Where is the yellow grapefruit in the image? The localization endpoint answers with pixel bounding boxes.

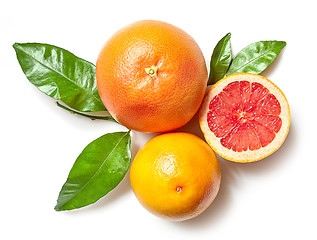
[130,132,221,221]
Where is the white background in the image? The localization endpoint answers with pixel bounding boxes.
[1,0,316,239]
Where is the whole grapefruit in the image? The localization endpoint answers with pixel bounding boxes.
[130,132,221,221]
[96,20,207,132]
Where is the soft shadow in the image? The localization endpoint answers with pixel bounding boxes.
[130,130,158,160]
[175,110,204,140]
[224,123,296,177]
[173,122,296,229]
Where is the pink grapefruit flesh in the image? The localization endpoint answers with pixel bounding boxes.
[199,73,290,162]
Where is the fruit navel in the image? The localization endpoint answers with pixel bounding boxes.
[176,186,183,193]
[145,65,158,78]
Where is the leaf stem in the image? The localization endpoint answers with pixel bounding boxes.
[56,102,117,122]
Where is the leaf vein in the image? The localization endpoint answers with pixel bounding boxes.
[61,131,130,206]
[17,45,103,105]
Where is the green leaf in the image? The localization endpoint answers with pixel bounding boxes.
[226,41,286,76]
[208,33,232,85]
[55,131,131,211]
[13,42,106,112]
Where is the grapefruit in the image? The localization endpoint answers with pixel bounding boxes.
[96,20,207,132]
[199,73,290,162]
[130,132,221,221]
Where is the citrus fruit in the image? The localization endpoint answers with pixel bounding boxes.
[130,132,221,221]
[96,20,207,132]
[199,73,290,163]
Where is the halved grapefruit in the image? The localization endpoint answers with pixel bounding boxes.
[199,73,290,163]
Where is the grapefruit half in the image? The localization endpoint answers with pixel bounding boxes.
[199,73,290,163]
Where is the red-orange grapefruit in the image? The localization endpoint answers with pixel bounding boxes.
[96,20,207,132]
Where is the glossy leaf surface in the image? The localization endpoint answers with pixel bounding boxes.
[13,43,106,112]
[208,33,232,84]
[55,131,131,211]
[226,41,286,76]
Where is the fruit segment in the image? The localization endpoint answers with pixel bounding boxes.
[207,80,282,152]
